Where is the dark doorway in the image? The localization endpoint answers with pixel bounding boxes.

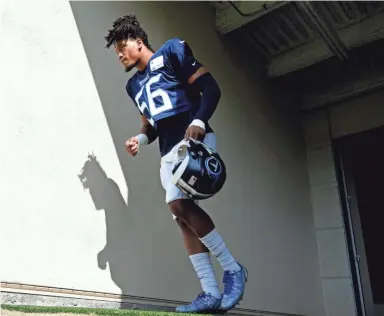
[335,126,384,316]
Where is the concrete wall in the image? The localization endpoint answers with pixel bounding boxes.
[303,89,384,316]
[1,1,324,315]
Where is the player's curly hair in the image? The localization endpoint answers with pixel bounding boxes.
[104,14,154,51]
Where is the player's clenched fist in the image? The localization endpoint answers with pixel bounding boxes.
[125,137,139,157]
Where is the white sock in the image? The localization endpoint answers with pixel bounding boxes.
[199,229,241,272]
[189,253,221,299]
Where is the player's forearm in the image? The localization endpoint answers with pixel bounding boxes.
[138,124,158,144]
[191,73,221,129]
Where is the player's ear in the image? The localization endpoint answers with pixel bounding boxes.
[136,38,143,51]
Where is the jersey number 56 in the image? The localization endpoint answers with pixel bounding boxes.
[134,74,173,126]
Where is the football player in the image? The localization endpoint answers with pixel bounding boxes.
[104,15,248,313]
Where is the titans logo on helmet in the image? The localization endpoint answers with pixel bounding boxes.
[205,156,222,177]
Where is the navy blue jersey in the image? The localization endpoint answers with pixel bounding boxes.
[126,38,213,156]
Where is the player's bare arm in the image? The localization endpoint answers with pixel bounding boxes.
[184,65,221,141]
[125,115,157,156]
[139,114,158,143]
[187,66,208,84]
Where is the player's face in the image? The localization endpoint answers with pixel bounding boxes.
[115,39,141,72]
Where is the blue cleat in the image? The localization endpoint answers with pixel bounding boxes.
[175,292,222,313]
[220,263,248,311]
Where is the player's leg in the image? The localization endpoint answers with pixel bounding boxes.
[168,133,248,311]
[175,216,221,298]
[175,216,209,255]
[169,199,247,311]
[160,162,221,313]
[170,199,239,270]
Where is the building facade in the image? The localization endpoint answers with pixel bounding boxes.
[2,1,383,316]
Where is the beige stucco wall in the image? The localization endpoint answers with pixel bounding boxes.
[1,1,325,315]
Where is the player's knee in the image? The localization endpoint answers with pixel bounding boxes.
[168,199,191,220]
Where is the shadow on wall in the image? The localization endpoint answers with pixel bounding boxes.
[77,153,183,301]
[78,153,136,294]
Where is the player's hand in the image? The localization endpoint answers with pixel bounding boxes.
[125,137,139,157]
[184,125,205,141]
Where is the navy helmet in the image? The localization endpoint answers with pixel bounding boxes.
[171,138,227,200]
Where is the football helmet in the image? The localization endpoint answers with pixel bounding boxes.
[171,138,227,200]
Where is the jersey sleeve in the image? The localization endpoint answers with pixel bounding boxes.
[126,80,133,99]
[168,39,204,83]
[126,80,142,114]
